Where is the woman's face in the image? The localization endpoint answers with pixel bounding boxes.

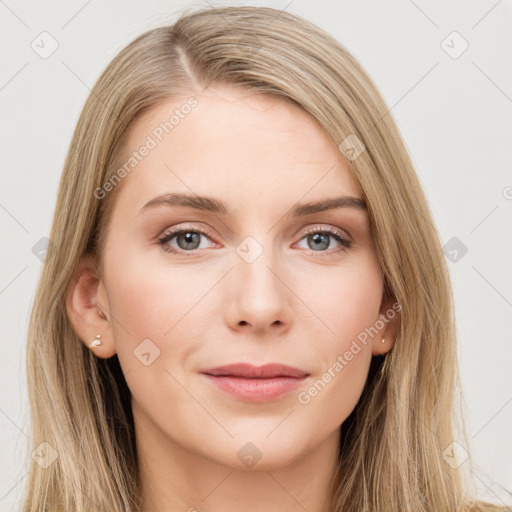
[89,85,396,470]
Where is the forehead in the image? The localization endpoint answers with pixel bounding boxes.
[111,85,364,220]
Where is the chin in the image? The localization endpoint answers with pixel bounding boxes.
[198,433,313,472]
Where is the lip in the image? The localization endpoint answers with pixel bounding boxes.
[200,363,310,403]
[201,363,309,379]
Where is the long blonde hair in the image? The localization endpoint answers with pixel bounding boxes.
[22,6,508,511]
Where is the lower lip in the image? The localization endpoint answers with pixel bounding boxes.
[202,374,307,403]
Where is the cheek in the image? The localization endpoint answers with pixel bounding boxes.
[103,246,226,382]
[105,243,209,335]
[298,254,384,343]
[103,250,208,415]
[296,264,380,426]
[294,256,382,415]
[299,345,372,432]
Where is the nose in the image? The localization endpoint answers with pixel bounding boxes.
[224,248,292,335]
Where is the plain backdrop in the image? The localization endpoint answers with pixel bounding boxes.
[1,0,511,510]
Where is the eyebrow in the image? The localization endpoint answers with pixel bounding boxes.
[138,193,367,217]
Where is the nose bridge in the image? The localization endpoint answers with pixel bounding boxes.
[235,233,283,293]
[227,232,291,330]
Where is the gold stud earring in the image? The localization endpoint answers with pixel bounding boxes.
[89,334,102,348]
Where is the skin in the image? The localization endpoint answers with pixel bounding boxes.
[66,84,398,512]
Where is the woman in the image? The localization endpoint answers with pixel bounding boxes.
[22,5,509,511]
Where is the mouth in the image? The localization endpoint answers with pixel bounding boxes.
[200,363,309,379]
[200,363,310,403]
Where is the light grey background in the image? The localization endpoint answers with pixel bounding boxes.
[1,0,511,510]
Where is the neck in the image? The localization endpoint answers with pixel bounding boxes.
[135,411,340,512]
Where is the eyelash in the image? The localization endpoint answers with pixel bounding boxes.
[157,224,352,257]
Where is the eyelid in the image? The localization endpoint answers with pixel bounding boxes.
[299,224,352,242]
[158,222,216,241]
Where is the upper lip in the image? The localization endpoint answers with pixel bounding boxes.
[200,363,309,379]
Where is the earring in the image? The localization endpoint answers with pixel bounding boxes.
[89,334,103,348]
[381,338,386,343]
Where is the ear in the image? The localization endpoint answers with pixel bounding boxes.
[371,293,401,356]
[65,253,116,358]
